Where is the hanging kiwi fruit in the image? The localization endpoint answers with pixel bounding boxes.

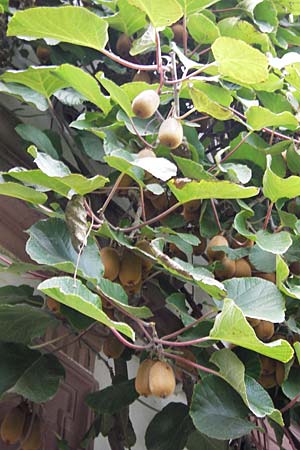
[119,250,142,287]
[207,235,229,261]
[148,360,176,398]
[100,247,120,281]
[234,258,252,277]
[255,320,274,341]
[116,33,131,58]
[158,118,183,149]
[214,256,236,280]
[0,405,26,445]
[135,359,156,396]
[103,335,125,359]
[132,90,160,119]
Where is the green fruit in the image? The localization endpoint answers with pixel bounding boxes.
[132,90,160,119]
[158,118,183,149]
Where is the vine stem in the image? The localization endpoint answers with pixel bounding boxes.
[155,30,164,94]
[182,15,188,55]
[50,322,97,354]
[100,48,157,72]
[98,173,125,214]
[171,51,180,117]
[210,199,222,232]
[208,131,252,172]
[129,117,155,148]
[162,351,220,377]
[0,254,48,279]
[30,332,71,349]
[161,310,216,340]
[263,202,274,230]
[164,62,216,85]
[156,336,211,347]
[109,327,152,351]
[283,427,298,450]
[281,394,300,413]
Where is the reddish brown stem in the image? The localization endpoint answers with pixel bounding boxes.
[161,311,216,340]
[157,336,211,347]
[263,202,274,230]
[210,199,222,232]
[183,15,188,55]
[110,327,152,351]
[281,394,300,413]
[98,173,125,214]
[155,30,164,94]
[163,351,220,377]
[283,427,298,450]
[164,62,215,85]
[208,131,252,172]
[100,48,157,72]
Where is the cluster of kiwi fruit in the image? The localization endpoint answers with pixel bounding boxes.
[0,404,41,450]
[258,355,285,389]
[135,359,176,398]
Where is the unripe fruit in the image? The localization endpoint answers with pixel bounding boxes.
[207,235,228,261]
[260,356,276,376]
[100,247,120,281]
[119,250,142,286]
[46,297,61,314]
[22,417,42,450]
[158,118,183,149]
[137,148,156,159]
[0,406,26,445]
[136,240,154,273]
[172,24,184,45]
[290,261,300,275]
[135,359,155,396]
[133,71,151,83]
[255,320,274,341]
[247,317,261,328]
[275,362,285,385]
[132,90,160,119]
[103,335,124,359]
[36,46,51,63]
[234,259,252,277]
[231,233,254,249]
[255,272,276,283]
[215,256,236,280]
[116,33,131,58]
[149,361,176,398]
[259,373,277,389]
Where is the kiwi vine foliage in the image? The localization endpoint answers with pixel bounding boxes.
[1,0,300,448]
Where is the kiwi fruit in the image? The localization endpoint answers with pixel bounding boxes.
[207,235,229,261]
[22,417,42,450]
[193,236,207,256]
[290,261,300,275]
[100,247,120,281]
[172,24,184,45]
[149,361,176,398]
[158,118,183,149]
[215,256,236,280]
[133,71,152,83]
[247,317,261,328]
[137,148,156,159]
[183,206,200,224]
[255,272,276,283]
[136,240,154,273]
[116,33,131,58]
[149,192,169,212]
[132,90,160,119]
[0,406,26,445]
[103,335,125,359]
[36,46,51,63]
[255,320,274,341]
[260,356,276,376]
[119,250,142,286]
[135,359,155,396]
[234,258,252,277]
[275,362,285,385]
[46,297,61,314]
[231,233,254,249]
[124,279,143,296]
[259,373,277,389]
[184,200,201,213]
[168,243,187,261]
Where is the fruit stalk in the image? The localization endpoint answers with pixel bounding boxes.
[162,351,220,377]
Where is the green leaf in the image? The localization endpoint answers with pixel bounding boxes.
[249,245,276,272]
[0,342,64,402]
[145,403,193,450]
[222,277,285,323]
[0,285,42,305]
[54,65,111,115]
[86,379,138,414]
[38,276,134,340]
[273,0,300,14]
[15,124,59,159]
[0,81,48,111]
[0,181,47,204]
[187,13,220,44]
[190,86,233,120]
[168,179,259,203]
[0,304,58,345]
[0,67,66,98]
[282,367,300,400]
[212,37,269,84]
[127,0,183,27]
[96,71,133,117]
[246,106,298,131]
[172,155,213,181]
[240,0,278,33]
[106,0,147,35]
[190,376,255,440]
[7,6,108,51]
[187,431,228,450]
[210,299,293,362]
[263,155,300,202]
[255,229,292,255]
[218,17,269,51]
[26,218,103,283]
[178,0,221,14]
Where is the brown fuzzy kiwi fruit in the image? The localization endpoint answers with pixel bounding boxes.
[247,317,261,328]
[116,33,131,58]
[259,373,277,389]
[100,247,120,281]
[207,235,229,261]
[149,192,169,212]
[22,417,42,450]
[183,207,200,224]
[275,362,285,385]
[172,24,184,45]
[255,272,276,283]
[135,359,155,396]
[124,279,143,297]
[36,46,51,63]
[255,320,274,341]
[231,233,254,249]
[103,335,125,359]
[168,243,187,261]
[136,240,154,273]
[260,356,276,376]
[149,361,176,398]
[46,297,61,314]
[137,148,156,159]
[158,118,183,149]
[0,406,26,445]
[234,258,252,277]
[290,261,300,275]
[193,236,207,256]
[215,256,236,280]
[184,200,201,213]
[119,250,142,286]
[133,71,152,83]
[132,90,160,119]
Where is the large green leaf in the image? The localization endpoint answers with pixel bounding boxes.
[190,376,255,440]
[7,6,108,51]
[178,0,221,14]
[54,65,111,115]
[240,0,278,33]
[145,403,193,450]
[127,0,183,27]
[96,72,133,117]
[0,81,48,111]
[222,277,285,323]
[255,229,292,255]
[187,13,220,44]
[15,124,59,158]
[190,86,232,120]
[218,17,269,51]
[0,304,58,345]
[0,181,47,204]
[168,179,259,202]
[187,432,228,450]
[26,218,103,283]
[246,106,298,131]
[0,343,64,403]
[210,299,293,362]
[86,379,139,414]
[106,0,147,35]
[263,155,300,202]
[212,37,269,84]
[0,285,43,305]
[38,276,134,340]
[0,67,66,98]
